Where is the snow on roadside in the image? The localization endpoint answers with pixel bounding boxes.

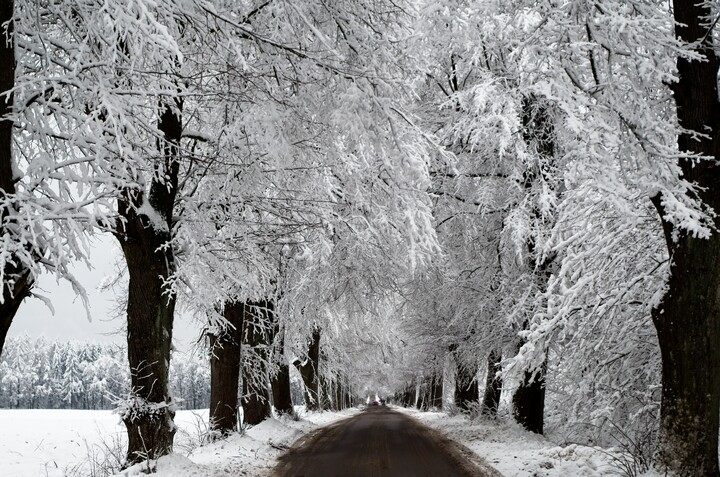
[0,407,358,477]
[116,408,359,477]
[396,407,663,477]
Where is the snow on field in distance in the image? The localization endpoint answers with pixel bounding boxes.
[0,407,359,477]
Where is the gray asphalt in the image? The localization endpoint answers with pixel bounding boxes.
[271,406,493,477]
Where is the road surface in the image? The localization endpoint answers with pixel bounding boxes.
[271,406,498,477]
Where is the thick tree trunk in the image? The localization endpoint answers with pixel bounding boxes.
[481,350,502,417]
[117,104,181,465]
[271,327,294,416]
[0,0,32,359]
[272,361,293,415]
[242,370,271,425]
[209,301,244,436]
[293,327,321,411]
[512,359,546,434]
[650,2,720,474]
[455,365,479,412]
[242,301,272,426]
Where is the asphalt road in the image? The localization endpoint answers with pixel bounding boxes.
[271,406,496,477]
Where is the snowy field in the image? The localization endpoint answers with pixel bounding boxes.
[0,407,359,477]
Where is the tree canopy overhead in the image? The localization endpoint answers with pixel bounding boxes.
[2,0,720,475]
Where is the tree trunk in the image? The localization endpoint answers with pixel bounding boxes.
[117,103,181,465]
[511,94,555,435]
[650,2,720,474]
[429,374,443,409]
[334,376,345,410]
[242,301,272,426]
[455,366,479,412]
[512,359,546,435]
[481,350,502,417]
[403,383,415,407]
[415,376,425,409]
[319,373,331,411]
[0,0,32,359]
[271,327,294,416]
[242,370,270,425]
[293,326,321,411]
[209,301,244,436]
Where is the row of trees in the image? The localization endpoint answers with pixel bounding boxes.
[0,337,210,410]
[0,0,434,466]
[371,2,719,477]
[1,0,720,475]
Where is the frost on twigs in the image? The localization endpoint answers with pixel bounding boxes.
[657,187,715,241]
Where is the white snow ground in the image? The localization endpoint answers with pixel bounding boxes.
[1,406,666,477]
[0,407,358,477]
[396,407,663,477]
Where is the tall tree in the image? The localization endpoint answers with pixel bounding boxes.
[209,301,244,436]
[0,0,29,357]
[271,325,294,416]
[480,350,502,417]
[294,327,322,411]
[650,0,720,474]
[116,100,181,464]
[241,301,273,426]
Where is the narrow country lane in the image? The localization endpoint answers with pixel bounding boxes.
[271,407,498,477]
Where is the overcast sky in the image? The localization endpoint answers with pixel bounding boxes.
[8,234,200,350]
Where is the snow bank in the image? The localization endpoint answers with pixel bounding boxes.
[396,407,664,477]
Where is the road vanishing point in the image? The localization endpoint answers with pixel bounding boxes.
[271,406,500,477]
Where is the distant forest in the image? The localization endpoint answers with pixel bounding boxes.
[0,337,210,410]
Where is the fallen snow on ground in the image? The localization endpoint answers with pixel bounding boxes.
[0,407,358,477]
[3,405,672,477]
[397,407,663,477]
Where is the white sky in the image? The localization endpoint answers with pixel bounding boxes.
[8,234,200,350]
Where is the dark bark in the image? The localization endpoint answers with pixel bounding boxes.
[455,365,479,412]
[116,102,181,465]
[0,1,14,197]
[405,384,416,407]
[512,360,546,435]
[242,370,271,425]
[242,301,272,426]
[209,301,244,436]
[343,386,353,409]
[293,327,321,411]
[0,0,32,359]
[649,2,720,474]
[417,375,441,411]
[271,323,294,416]
[480,350,502,417]
[510,95,554,435]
